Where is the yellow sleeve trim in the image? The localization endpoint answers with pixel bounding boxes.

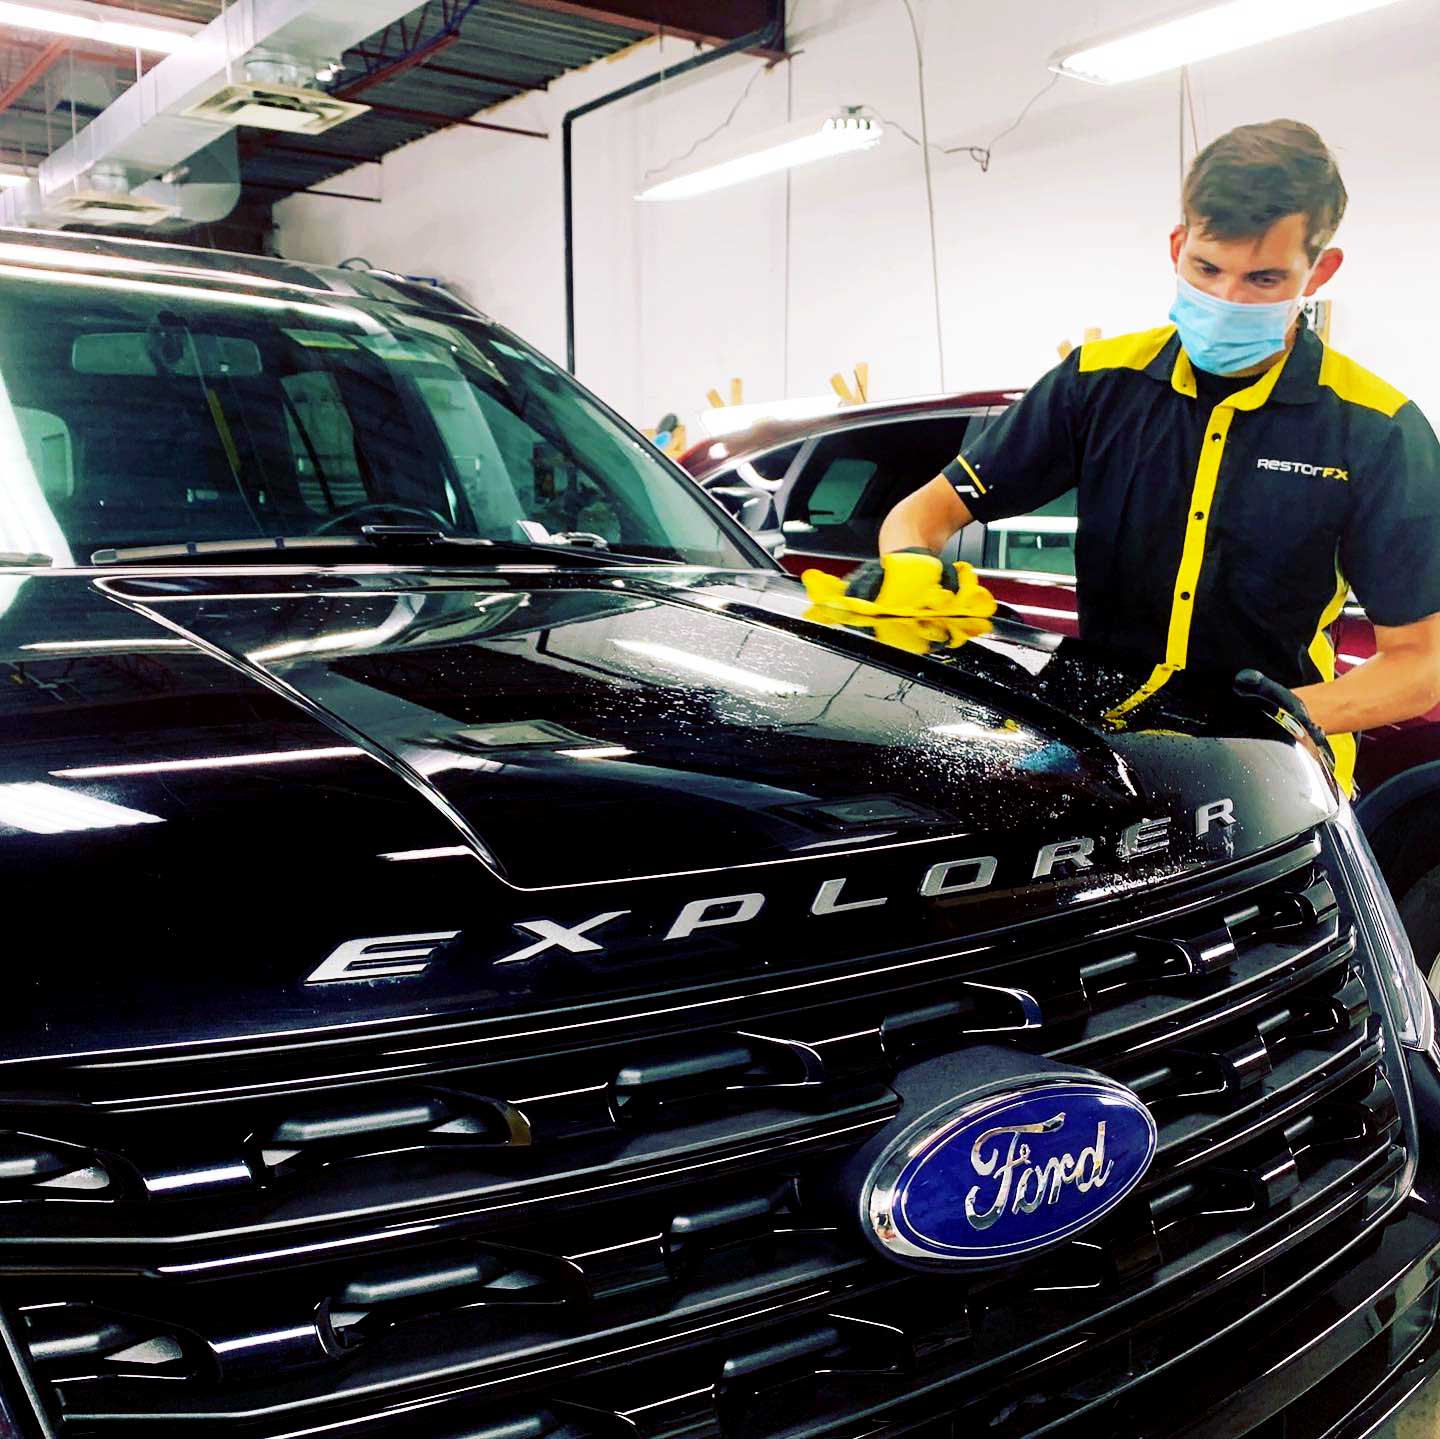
[1078,326,1176,375]
[953,453,987,495]
[1317,348,1409,417]
[1307,563,1356,795]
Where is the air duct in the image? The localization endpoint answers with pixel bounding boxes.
[0,0,422,230]
[132,131,242,231]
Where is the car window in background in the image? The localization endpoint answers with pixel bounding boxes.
[783,415,973,556]
[981,490,1077,577]
[738,442,802,487]
[703,441,802,495]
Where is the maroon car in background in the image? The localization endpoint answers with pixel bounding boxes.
[679,391,1440,981]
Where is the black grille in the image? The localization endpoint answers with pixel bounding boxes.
[0,832,1410,1437]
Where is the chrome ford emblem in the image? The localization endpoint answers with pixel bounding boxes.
[864,1079,1157,1264]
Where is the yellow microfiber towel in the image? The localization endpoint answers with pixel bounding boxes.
[801,556,998,620]
[801,559,998,655]
[802,609,994,655]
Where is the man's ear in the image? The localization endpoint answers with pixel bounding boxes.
[1169,225,1187,266]
[1306,247,1343,294]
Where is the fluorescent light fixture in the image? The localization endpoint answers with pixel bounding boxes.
[52,747,363,779]
[0,0,199,54]
[637,112,882,202]
[612,638,806,697]
[0,171,31,191]
[557,746,636,760]
[1052,0,1407,84]
[0,782,162,833]
[698,394,841,439]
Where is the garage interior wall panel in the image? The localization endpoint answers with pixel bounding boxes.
[275,0,1440,431]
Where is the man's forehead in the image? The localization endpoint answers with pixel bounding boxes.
[1185,213,1310,267]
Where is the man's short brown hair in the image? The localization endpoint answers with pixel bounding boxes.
[1183,119,1347,261]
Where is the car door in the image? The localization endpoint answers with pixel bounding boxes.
[776,412,982,578]
[963,487,1080,636]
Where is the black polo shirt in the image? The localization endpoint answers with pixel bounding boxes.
[942,322,1440,786]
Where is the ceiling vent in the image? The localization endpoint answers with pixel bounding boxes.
[182,80,367,134]
[44,162,177,227]
[46,188,179,227]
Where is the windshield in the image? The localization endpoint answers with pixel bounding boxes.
[0,264,753,568]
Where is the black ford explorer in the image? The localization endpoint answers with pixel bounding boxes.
[0,229,1436,1439]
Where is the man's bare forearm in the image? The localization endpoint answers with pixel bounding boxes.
[878,475,976,556]
[1295,634,1440,733]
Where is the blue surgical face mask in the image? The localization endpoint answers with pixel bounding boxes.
[1168,274,1304,376]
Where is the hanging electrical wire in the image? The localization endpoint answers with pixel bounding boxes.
[869,69,1063,174]
[639,59,771,186]
[897,0,946,390]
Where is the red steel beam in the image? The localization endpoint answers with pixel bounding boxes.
[0,38,69,119]
[372,59,525,92]
[512,0,781,52]
[359,100,547,139]
[335,28,462,100]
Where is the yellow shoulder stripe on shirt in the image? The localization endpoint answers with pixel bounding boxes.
[1077,326,1175,375]
[1317,348,1409,417]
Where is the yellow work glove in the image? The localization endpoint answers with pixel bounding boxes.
[801,550,998,620]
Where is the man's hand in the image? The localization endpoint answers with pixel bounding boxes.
[1235,669,1333,760]
[1294,613,1440,733]
[805,558,997,621]
[844,548,960,607]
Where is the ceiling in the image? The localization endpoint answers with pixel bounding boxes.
[0,1,773,249]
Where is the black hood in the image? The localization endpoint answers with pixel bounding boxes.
[0,565,1335,1070]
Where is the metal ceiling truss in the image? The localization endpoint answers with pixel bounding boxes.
[338,0,485,96]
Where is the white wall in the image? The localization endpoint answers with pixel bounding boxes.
[276,0,1440,431]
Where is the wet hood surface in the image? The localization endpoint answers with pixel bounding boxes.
[0,565,1335,1064]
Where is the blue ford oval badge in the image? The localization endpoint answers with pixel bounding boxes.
[864,1079,1157,1265]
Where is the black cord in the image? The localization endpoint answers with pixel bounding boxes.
[871,69,1062,173]
[898,0,946,388]
[640,60,769,185]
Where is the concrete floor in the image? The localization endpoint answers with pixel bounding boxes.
[1376,1372,1440,1437]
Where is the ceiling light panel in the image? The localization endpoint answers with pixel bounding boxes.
[0,0,199,55]
[1052,0,1407,83]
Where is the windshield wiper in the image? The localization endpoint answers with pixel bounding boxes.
[0,552,52,567]
[90,527,668,567]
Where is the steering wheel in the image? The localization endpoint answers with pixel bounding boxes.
[311,502,453,536]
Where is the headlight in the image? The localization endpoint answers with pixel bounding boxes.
[1326,798,1436,1054]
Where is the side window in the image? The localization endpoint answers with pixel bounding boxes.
[783,415,974,556]
[981,490,1078,576]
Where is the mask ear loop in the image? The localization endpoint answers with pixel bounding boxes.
[1287,256,1323,332]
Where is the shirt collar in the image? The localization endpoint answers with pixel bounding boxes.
[1141,320,1324,407]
